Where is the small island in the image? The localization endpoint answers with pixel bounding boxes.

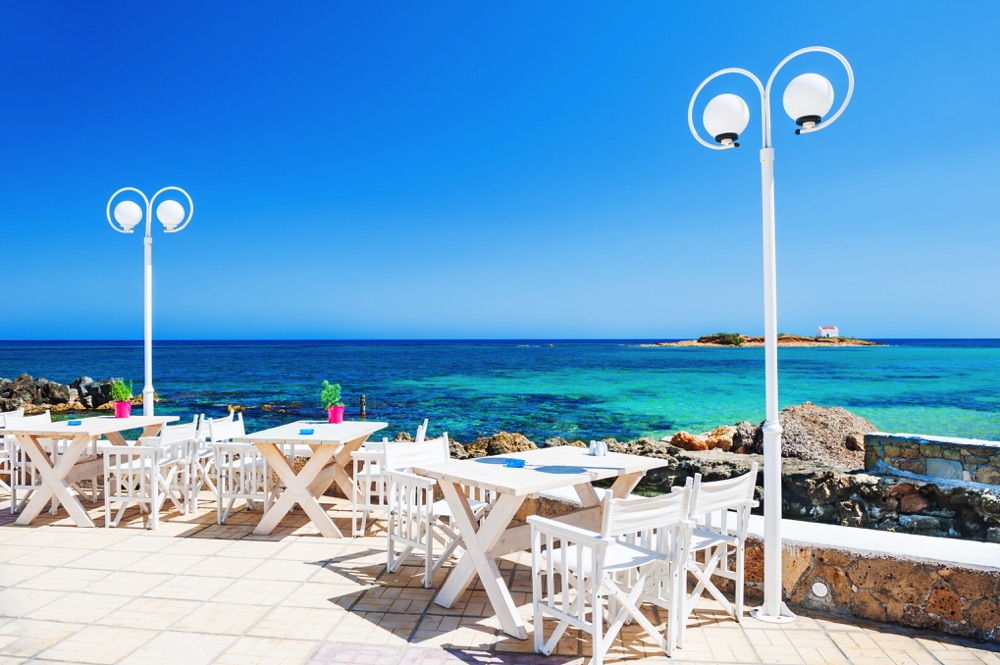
[643,333,883,348]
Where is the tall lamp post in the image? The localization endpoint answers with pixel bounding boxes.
[106,187,194,416]
[688,47,853,623]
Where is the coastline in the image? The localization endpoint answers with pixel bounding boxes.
[642,334,883,348]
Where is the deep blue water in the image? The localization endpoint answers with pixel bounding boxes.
[1,339,998,443]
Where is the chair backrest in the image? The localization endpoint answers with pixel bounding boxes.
[602,480,692,540]
[0,408,25,428]
[385,469,439,542]
[414,419,430,444]
[139,417,199,461]
[688,463,758,519]
[206,412,245,443]
[104,444,164,502]
[384,434,450,472]
[1,411,52,430]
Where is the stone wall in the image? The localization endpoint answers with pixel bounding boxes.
[742,532,1000,643]
[865,432,1000,485]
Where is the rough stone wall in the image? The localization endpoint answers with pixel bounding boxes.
[741,538,1000,644]
[866,433,1000,485]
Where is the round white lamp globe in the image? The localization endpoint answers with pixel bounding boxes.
[782,73,834,128]
[113,200,143,232]
[703,93,750,145]
[156,200,186,231]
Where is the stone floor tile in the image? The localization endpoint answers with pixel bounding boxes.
[171,601,271,635]
[80,570,175,597]
[183,554,268,578]
[26,590,131,623]
[15,566,111,593]
[245,558,329,583]
[62,548,152,571]
[250,606,348,641]
[97,596,203,630]
[0,588,66,617]
[120,551,207,575]
[211,577,302,606]
[35,624,159,664]
[0,565,49,588]
[213,636,320,665]
[0,618,87,658]
[144,573,239,602]
[117,630,237,665]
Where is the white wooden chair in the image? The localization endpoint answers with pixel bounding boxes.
[383,434,492,587]
[683,463,759,628]
[136,417,199,514]
[529,483,694,665]
[349,420,432,536]
[186,413,218,508]
[0,408,25,496]
[207,412,272,524]
[3,411,63,514]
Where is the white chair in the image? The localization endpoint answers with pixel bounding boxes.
[207,413,273,524]
[383,434,492,587]
[683,463,759,628]
[529,483,694,665]
[103,445,175,529]
[349,419,433,536]
[0,408,25,496]
[2,411,57,514]
[187,413,218,507]
[136,417,200,514]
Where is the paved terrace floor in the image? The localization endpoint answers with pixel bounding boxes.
[0,495,997,665]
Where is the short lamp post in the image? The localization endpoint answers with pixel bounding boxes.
[688,47,853,623]
[106,187,194,416]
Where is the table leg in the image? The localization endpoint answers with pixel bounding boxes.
[253,443,340,537]
[15,434,94,527]
[328,434,371,498]
[609,471,643,498]
[434,487,527,639]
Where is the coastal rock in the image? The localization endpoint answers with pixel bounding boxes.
[670,431,707,451]
[732,421,757,453]
[749,402,873,469]
[544,437,587,448]
[706,425,737,452]
[461,432,538,459]
[846,432,865,451]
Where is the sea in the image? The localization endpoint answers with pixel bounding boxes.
[1,339,998,444]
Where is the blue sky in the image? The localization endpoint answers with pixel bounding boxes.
[2,2,997,339]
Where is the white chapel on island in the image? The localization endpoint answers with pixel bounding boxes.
[817,326,839,338]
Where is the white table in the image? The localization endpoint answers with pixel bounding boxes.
[413,445,672,639]
[5,415,178,527]
[237,420,386,538]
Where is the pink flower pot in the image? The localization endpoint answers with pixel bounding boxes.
[327,405,345,424]
[114,401,132,418]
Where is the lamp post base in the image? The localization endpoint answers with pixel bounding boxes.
[750,603,797,624]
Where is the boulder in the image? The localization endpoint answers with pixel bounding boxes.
[462,432,538,459]
[706,425,737,452]
[751,402,873,469]
[670,431,707,451]
[846,432,865,451]
[732,421,758,453]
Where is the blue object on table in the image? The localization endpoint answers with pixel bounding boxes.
[504,458,525,468]
[299,428,314,435]
[67,420,82,426]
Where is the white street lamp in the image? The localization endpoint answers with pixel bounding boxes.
[106,187,194,416]
[688,47,853,623]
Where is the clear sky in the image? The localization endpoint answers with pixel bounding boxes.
[2,2,997,340]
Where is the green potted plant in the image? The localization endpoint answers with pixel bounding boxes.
[320,380,345,424]
[111,379,133,418]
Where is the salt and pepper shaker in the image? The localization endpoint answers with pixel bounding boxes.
[589,440,608,457]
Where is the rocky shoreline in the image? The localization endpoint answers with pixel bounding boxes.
[4,373,997,543]
[0,374,148,414]
[644,333,883,348]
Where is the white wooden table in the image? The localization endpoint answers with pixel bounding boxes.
[236,420,386,538]
[5,415,179,527]
[413,445,672,639]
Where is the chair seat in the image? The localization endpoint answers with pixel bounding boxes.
[431,497,487,519]
[542,538,664,574]
[689,528,737,553]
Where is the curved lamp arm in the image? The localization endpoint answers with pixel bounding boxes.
[764,46,854,140]
[149,186,194,233]
[106,187,151,235]
[688,68,765,150]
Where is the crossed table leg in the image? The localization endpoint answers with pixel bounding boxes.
[252,434,371,538]
[433,471,646,639]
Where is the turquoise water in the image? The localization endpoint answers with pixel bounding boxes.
[1,340,998,443]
